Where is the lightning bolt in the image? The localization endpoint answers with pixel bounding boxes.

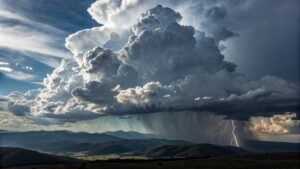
[209,119,240,147]
[231,120,239,147]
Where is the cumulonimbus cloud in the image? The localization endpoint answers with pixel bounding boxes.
[5,3,299,123]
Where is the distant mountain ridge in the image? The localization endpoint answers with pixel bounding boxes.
[0,130,121,146]
[104,130,158,140]
[0,130,123,155]
[1,130,299,158]
[0,130,190,156]
[1,130,249,158]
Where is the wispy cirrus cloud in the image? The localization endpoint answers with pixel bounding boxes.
[0,62,35,81]
[4,71,36,81]
[0,61,12,73]
[0,27,70,58]
[0,0,97,87]
[0,5,70,59]
[0,2,70,83]
[0,67,12,73]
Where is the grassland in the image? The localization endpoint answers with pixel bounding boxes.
[72,152,149,161]
[4,153,300,169]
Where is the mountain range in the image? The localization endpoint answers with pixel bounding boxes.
[0,130,299,160]
[0,130,188,156]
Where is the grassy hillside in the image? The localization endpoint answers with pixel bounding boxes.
[241,140,300,152]
[146,144,249,158]
[0,147,77,167]
[86,139,189,156]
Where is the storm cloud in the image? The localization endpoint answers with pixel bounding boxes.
[5,3,299,123]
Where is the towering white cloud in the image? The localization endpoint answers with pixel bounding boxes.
[6,3,299,124]
[65,27,112,55]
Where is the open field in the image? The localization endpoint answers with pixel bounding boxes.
[4,153,300,169]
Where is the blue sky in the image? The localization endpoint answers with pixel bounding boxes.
[0,0,98,95]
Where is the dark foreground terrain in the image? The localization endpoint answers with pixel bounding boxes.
[4,153,300,169]
[0,147,77,167]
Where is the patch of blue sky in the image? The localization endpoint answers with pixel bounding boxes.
[0,0,99,94]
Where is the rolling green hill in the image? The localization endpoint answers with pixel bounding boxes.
[0,147,77,167]
[146,144,249,158]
